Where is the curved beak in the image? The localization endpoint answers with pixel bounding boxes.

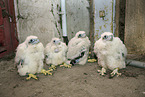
[81,33,86,38]
[55,40,61,45]
[33,39,40,44]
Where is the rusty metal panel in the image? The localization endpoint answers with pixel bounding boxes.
[0,0,18,58]
[7,0,19,50]
[0,27,5,46]
[0,27,6,53]
[0,7,3,25]
[94,0,116,41]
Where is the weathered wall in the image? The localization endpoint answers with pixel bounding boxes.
[66,0,90,40]
[15,0,62,46]
[114,0,120,37]
[15,0,90,46]
[125,0,145,55]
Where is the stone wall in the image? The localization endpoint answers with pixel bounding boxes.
[15,0,90,46]
[125,0,145,55]
[66,0,90,40]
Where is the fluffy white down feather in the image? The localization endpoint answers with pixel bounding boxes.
[45,38,67,66]
[94,32,127,70]
[67,31,90,65]
[15,36,44,76]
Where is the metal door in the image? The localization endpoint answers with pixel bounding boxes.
[94,0,116,41]
[0,0,18,58]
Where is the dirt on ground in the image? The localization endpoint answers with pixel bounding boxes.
[0,55,145,97]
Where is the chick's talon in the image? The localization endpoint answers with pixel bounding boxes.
[45,69,53,75]
[97,68,106,76]
[26,74,38,80]
[117,72,122,77]
[110,68,121,77]
[88,59,97,63]
[49,65,56,70]
[111,72,121,77]
[60,63,72,68]
[41,69,53,75]
[41,69,47,75]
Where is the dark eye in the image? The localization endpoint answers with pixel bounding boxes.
[103,35,108,39]
[29,39,33,43]
[53,40,55,43]
[78,34,81,38]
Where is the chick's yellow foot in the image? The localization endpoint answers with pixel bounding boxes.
[88,59,97,63]
[110,68,121,77]
[26,74,38,80]
[97,68,106,76]
[41,69,53,75]
[46,69,53,75]
[60,63,72,68]
[45,69,53,75]
[49,65,56,70]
